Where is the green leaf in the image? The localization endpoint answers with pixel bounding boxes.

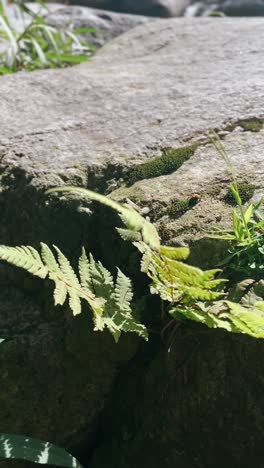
[0,433,83,467]
[230,184,242,206]
[244,203,254,224]
[45,52,88,64]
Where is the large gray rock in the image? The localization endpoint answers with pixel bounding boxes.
[44,3,153,47]
[0,17,263,467]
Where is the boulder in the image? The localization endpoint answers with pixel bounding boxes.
[62,0,191,17]
[44,3,153,47]
[0,17,263,467]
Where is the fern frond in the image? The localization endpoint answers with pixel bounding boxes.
[171,297,264,339]
[159,245,190,260]
[88,254,114,301]
[40,243,61,274]
[78,247,92,293]
[116,228,141,243]
[140,252,152,273]
[0,245,48,278]
[170,306,235,333]
[114,269,133,313]
[54,246,81,289]
[47,186,160,251]
[53,281,68,306]
[53,246,83,315]
[136,242,225,306]
[0,242,147,341]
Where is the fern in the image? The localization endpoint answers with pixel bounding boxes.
[0,243,147,342]
[1,186,263,342]
[133,241,225,304]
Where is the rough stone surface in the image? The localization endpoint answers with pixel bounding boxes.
[0,283,138,449]
[0,18,263,467]
[89,331,264,468]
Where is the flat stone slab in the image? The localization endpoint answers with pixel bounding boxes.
[0,18,263,188]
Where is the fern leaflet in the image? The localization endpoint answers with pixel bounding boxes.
[0,244,147,342]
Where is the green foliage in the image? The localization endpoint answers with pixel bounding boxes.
[0,243,147,342]
[170,299,264,338]
[0,0,94,74]
[209,131,264,279]
[134,241,225,303]
[127,144,198,186]
[46,186,161,252]
[226,118,263,133]
[0,433,82,467]
[1,173,264,341]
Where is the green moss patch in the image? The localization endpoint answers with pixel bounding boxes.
[127,144,198,186]
[225,118,263,133]
[224,182,255,205]
[165,195,200,219]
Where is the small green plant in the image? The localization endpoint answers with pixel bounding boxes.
[0,433,82,466]
[209,131,264,279]
[0,0,94,74]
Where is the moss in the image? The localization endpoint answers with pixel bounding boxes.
[224,182,255,205]
[165,195,200,219]
[127,144,198,186]
[225,118,263,133]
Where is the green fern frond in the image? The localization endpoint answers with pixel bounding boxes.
[114,269,133,313]
[170,306,235,333]
[88,254,114,301]
[40,243,61,274]
[0,243,147,342]
[78,247,92,294]
[159,245,190,260]
[47,186,161,251]
[136,243,225,305]
[0,245,48,278]
[170,297,264,339]
[53,281,68,306]
[53,246,83,315]
[116,228,141,243]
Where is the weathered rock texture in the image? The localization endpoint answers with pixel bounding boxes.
[0,18,263,467]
